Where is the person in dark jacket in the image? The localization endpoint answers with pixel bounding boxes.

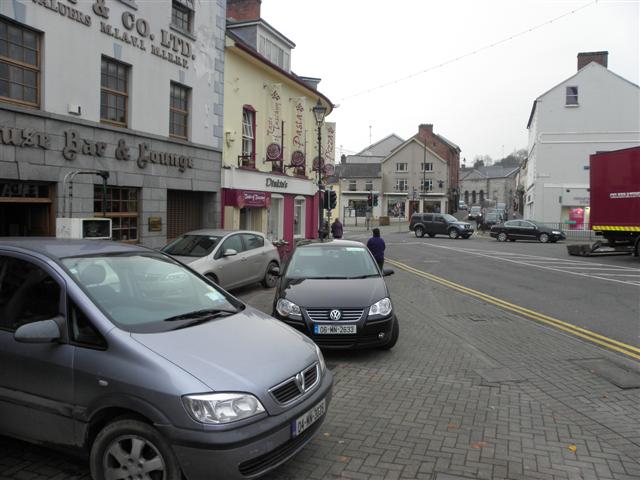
[331,218,343,239]
[367,228,386,270]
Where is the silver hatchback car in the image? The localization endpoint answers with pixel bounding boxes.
[162,230,280,290]
[0,239,332,480]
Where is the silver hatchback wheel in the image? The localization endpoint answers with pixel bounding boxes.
[262,261,279,288]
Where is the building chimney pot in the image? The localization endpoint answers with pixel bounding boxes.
[227,0,262,21]
[577,51,608,71]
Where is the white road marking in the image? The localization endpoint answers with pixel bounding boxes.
[409,242,640,286]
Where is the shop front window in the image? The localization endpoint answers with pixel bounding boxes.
[388,200,405,217]
[294,197,305,238]
[94,186,139,242]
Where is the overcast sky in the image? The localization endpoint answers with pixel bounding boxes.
[261,0,639,164]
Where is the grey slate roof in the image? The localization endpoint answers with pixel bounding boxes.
[336,163,381,179]
[355,134,405,157]
[460,166,519,180]
[435,133,461,152]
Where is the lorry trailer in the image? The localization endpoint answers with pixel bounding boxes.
[567,146,640,257]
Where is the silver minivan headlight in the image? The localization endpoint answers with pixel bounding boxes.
[183,392,265,424]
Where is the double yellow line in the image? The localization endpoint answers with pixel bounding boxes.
[386,258,640,361]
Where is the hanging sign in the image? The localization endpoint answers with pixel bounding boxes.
[291,97,305,162]
[266,84,282,160]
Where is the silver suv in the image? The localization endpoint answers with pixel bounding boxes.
[0,239,332,480]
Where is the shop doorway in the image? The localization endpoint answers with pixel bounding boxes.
[408,201,420,221]
[240,207,262,231]
[167,190,203,240]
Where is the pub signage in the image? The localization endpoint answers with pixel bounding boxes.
[0,124,193,174]
[266,178,287,189]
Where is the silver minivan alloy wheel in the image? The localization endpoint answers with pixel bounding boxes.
[103,435,165,480]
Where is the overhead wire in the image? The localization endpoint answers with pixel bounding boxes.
[337,0,599,102]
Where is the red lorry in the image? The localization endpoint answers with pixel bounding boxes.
[569,146,640,256]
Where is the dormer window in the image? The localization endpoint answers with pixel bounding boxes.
[258,35,290,71]
[566,86,578,106]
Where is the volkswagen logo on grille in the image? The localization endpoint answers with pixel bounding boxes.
[294,372,306,392]
[329,309,342,321]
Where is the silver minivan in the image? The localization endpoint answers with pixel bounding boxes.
[0,239,332,480]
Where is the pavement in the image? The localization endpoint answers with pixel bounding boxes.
[1,234,640,480]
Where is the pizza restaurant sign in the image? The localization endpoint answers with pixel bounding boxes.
[0,125,193,173]
[32,0,194,69]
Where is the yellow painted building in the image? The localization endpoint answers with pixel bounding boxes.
[221,24,334,248]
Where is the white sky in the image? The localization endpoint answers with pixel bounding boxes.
[261,0,639,164]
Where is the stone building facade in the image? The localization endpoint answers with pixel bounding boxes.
[459,166,519,211]
[0,0,226,248]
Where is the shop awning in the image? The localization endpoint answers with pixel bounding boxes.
[224,189,271,208]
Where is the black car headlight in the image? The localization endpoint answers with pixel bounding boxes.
[276,298,302,319]
[368,297,392,319]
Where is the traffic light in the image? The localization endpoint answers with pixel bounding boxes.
[367,194,373,207]
[373,194,378,207]
[328,190,337,210]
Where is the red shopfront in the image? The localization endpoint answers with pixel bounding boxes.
[222,188,320,257]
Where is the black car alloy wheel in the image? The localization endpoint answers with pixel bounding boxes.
[415,226,424,238]
[448,229,459,239]
[497,232,508,242]
[539,233,550,243]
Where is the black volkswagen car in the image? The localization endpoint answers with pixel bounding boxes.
[272,240,399,350]
[490,219,566,243]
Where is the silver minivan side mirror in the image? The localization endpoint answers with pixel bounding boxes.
[14,318,62,344]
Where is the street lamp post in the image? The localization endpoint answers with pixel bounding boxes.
[422,138,427,205]
[312,99,327,239]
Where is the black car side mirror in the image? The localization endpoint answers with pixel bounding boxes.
[14,318,61,344]
[382,268,395,276]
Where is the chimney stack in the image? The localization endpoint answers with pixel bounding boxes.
[577,51,608,71]
[418,124,433,142]
[227,0,262,21]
